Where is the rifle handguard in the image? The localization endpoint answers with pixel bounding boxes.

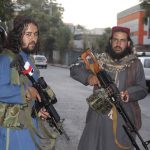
[37,77,57,104]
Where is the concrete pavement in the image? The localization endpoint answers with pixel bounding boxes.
[40,65,150,150]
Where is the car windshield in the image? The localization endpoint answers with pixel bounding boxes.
[35,57,46,61]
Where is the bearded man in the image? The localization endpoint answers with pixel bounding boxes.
[0,15,57,150]
[70,26,147,150]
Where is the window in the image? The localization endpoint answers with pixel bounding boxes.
[144,59,150,68]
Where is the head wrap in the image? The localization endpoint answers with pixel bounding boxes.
[105,26,133,59]
[111,26,130,37]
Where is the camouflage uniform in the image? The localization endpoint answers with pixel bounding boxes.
[0,49,57,150]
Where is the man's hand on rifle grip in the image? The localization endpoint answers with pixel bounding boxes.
[25,87,41,102]
[87,74,100,86]
[38,107,50,120]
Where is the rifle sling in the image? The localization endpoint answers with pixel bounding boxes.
[112,104,131,150]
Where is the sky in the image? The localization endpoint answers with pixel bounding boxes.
[57,0,140,29]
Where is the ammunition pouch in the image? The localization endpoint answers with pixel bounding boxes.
[86,88,112,114]
[0,102,28,129]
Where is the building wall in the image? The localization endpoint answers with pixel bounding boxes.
[117,4,150,47]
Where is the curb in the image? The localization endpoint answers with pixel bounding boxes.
[49,63,69,69]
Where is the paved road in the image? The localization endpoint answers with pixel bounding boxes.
[40,65,150,150]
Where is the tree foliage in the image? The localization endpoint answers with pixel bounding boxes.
[0,0,74,63]
[11,0,73,62]
[56,25,73,50]
[0,0,15,30]
[0,0,14,22]
[95,28,111,53]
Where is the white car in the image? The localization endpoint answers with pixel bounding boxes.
[32,55,47,69]
[138,56,150,91]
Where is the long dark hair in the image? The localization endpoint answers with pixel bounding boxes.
[6,15,39,53]
[0,25,7,52]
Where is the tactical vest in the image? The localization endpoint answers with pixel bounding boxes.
[0,49,29,129]
[0,49,58,150]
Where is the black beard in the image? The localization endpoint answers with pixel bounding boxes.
[22,48,36,54]
[106,45,132,60]
[22,43,38,54]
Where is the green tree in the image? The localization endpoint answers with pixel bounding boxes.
[55,25,73,63]
[0,0,14,30]
[44,35,55,63]
[16,0,73,63]
[95,28,111,53]
[1,0,73,63]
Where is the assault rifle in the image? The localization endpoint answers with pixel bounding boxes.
[16,55,70,141]
[80,49,150,150]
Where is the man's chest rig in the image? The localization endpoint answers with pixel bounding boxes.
[0,50,56,129]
